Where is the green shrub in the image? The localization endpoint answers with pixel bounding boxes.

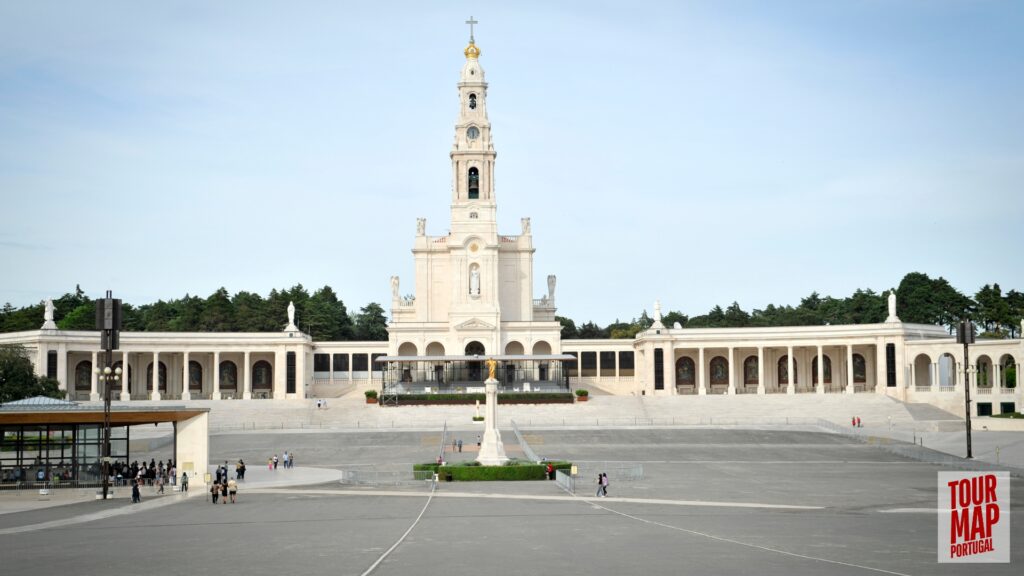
[575,389,588,397]
[380,392,573,405]
[430,460,572,481]
[364,390,378,399]
[472,415,484,421]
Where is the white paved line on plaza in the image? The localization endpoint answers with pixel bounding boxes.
[587,500,913,576]
[0,492,197,536]
[359,481,436,576]
[246,488,824,510]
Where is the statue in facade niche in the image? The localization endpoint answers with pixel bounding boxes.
[416,218,426,236]
[521,217,530,235]
[470,268,480,296]
[391,276,400,301]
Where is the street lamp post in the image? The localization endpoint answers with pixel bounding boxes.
[957,319,976,459]
[95,291,122,500]
[93,364,121,498]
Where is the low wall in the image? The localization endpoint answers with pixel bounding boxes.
[972,417,1024,432]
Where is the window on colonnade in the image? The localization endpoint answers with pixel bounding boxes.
[580,352,597,377]
[313,354,330,372]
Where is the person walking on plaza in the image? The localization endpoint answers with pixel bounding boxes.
[457,439,463,453]
[268,457,273,470]
[289,452,295,468]
[228,477,238,503]
[170,465,176,487]
[452,438,457,453]
[181,472,189,492]
[601,473,609,497]
[221,479,229,504]
[156,473,165,494]
[273,454,279,469]
[132,479,141,503]
[596,473,604,497]
[283,451,289,469]
[210,481,220,504]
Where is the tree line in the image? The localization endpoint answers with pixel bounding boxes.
[556,272,1023,340]
[0,285,389,341]
[1,272,1020,343]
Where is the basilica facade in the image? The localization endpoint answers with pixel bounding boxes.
[1,35,1021,417]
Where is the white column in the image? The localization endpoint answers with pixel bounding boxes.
[846,345,855,394]
[786,346,794,394]
[213,351,221,399]
[150,351,161,400]
[994,363,1002,390]
[90,351,99,401]
[120,351,130,401]
[596,351,602,384]
[757,346,765,395]
[56,344,68,393]
[328,352,334,390]
[274,350,286,399]
[242,351,252,400]
[182,351,191,400]
[816,345,824,394]
[697,347,706,395]
[727,347,735,395]
[909,361,915,389]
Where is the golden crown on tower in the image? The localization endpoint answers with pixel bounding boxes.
[464,41,480,59]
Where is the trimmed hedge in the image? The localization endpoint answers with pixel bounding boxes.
[380,392,573,406]
[418,460,572,481]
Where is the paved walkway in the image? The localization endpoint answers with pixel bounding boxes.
[0,465,342,528]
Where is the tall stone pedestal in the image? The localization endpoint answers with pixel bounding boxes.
[476,379,508,466]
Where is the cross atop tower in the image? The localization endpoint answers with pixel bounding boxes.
[465,16,478,42]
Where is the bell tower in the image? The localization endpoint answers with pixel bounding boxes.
[450,16,497,240]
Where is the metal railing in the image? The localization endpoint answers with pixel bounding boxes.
[553,464,644,496]
[510,420,540,462]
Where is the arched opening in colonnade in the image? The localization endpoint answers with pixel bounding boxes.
[976,355,992,389]
[999,354,1017,388]
[252,361,273,398]
[777,356,798,386]
[743,356,758,387]
[75,361,92,397]
[912,354,932,388]
[675,357,695,387]
[189,361,203,395]
[938,353,956,388]
[465,341,485,381]
[398,342,418,356]
[219,361,238,393]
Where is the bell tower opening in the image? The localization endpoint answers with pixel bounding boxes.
[468,167,479,199]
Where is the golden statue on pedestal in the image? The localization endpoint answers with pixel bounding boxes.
[485,357,498,381]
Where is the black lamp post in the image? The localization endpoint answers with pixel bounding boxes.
[957,319,976,459]
[95,291,122,499]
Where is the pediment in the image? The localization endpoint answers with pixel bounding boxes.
[455,318,496,331]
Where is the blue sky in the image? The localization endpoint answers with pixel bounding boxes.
[1,1,1021,325]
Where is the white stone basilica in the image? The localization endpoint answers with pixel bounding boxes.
[1,32,1021,418]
